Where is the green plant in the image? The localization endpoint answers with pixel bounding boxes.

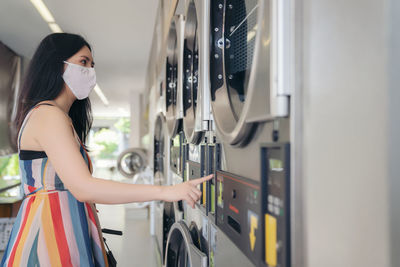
[0,154,20,177]
[114,117,130,134]
[92,128,119,159]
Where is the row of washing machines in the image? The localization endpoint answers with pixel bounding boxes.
[147,0,293,266]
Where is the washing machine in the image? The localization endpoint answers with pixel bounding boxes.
[163,13,189,225]
[164,195,211,267]
[165,14,185,138]
[164,2,212,261]
[181,0,212,145]
[208,0,292,266]
[153,113,176,262]
[164,221,208,267]
[165,13,185,180]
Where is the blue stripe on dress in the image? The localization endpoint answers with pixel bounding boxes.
[19,162,27,185]
[27,231,40,265]
[24,160,34,186]
[77,201,94,267]
[40,159,47,186]
[92,240,104,267]
[67,192,91,265]
[54,174,64,190]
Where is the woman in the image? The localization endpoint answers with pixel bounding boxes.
[1,33,211,266]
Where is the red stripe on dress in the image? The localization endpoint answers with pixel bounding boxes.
[49,193,73,266]
[28,185,36,193]
[7,196,35,266]
[85,203,97,225]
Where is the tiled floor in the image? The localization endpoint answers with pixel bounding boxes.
[97,204,160,267]
[94,164,160,267]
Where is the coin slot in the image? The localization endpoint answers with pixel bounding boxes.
[228,215,241,234]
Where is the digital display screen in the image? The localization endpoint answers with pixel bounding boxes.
[269,158,283,172]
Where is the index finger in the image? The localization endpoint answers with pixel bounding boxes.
[190,174,214,186]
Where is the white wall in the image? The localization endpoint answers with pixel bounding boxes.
[302,0,390,266]
[130,91,143,148]
[388,0,400,265]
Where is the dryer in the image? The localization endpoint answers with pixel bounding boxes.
[165,15,185,138]
[152,113,176,262]
[164,221,208,267]
[181,0,212,145]
[208,0,292,266]
[164,196,211,267]
[164,13,188,224]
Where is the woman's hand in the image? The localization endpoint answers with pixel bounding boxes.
[161,174,214,208]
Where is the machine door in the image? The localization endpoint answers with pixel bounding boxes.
[165,15,185,137]
[117,148,148,178]
[182,0,211,145]
[153,114,168,186]
[210,0,290,146]
[165,221,208,267]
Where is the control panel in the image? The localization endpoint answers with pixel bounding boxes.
[216,170,262,266]
[170,132,184,176]
[206,143,221,222]
[261,143,290,267]
[215,143,290,267]
[185,143,207,213]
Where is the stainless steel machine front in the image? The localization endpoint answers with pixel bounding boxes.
[210,0,290,147]
[153,113,176,262]
[165,15,185,137]
[182,0,212,145]
[149,0,293,266]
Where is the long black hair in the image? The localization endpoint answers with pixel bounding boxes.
[15,33,93,146]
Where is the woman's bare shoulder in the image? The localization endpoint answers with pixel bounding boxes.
[20,103,74,150]
[28,104,73,133]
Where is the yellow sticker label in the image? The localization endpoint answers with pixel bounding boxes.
[202,182,206,206]
[266,214,277,266]
[249,214,258,251]
[211,184,215,213]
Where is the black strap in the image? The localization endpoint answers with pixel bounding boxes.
[102,228,123,236]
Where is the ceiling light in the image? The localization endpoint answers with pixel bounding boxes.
[93,84,110,106]
[49,23,63,33]
[30,0,55,23]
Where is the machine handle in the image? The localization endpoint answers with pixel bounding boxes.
[102,228,123,236]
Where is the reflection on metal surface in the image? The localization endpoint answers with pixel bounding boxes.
[117,148,148,178]
[182,0,211,145]
[210,0,291,147]
[165,221,208,267]
[165,17,181,136]
[153,114,167,186]
[183,0,202,144]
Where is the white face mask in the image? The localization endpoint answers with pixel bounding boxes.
[62,61,96,100]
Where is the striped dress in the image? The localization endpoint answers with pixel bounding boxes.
[1,103,109,266]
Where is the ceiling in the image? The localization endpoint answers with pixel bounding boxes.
[0,0,158,117]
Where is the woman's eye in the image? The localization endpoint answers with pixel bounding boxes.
[81,59,87,65]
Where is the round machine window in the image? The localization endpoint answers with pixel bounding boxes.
[166,23,178,113]
[183,1,199,117]
[224,0,259,120]
[153,116,165,185]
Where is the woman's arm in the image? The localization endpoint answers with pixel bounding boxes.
[31,105,211,207]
